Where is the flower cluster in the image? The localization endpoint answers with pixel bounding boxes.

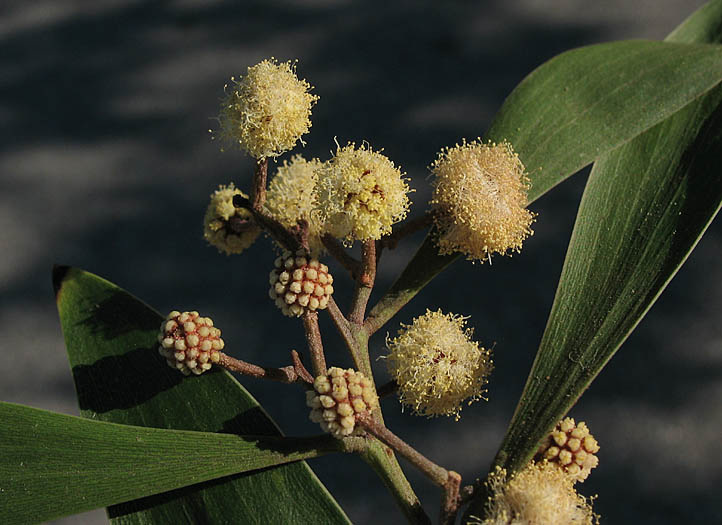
[157,311,224,376]
[385,309,492,419]
[268,249,334,317]
[315,143,411,243]
[431,139,535,262]
[203,183,260,255]
[306,367,378,438]
[264,155,326,257]
[535,417,600,482]
[478,463,598,525]
[216,58,318,159]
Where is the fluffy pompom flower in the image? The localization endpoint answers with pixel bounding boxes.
[216,58,318,159]
[430,139,535,262]
[385,309,492,420]
[535,417,600,482]
[476,463,598,525]
[264,155,326,257]
[157,311,224,376]
[203,183,261,255]
[315,143,410,243]
[306,367,378,438]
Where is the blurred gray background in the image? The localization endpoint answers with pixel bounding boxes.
[1,0,720,523]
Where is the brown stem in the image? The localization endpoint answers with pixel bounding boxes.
[377,379,398,399]
[355,412,450,488]
[380,211,435,251]
[218,350,312,384]
[250,157,268,210]
[349,240,376,325]
[440,471,462,525]
[321,234,360,277]
[302,311,327,376]
[234,194,302,252]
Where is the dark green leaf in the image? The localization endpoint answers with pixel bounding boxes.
[0,402,340,524]
[369,37,722,331]
[53,266,350,524]
[493,0,722,476]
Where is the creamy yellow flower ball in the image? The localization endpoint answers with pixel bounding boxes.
[265,155,326,257]
[477,463,598,525]
[203,183,260,255]
[385,309,492,419]
[216,58,318,159]
[315,143,411,243]
[430,139,535,262]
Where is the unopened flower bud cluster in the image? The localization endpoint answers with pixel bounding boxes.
[269,249,334,317]
[158,311,224,376]
[535,417,600,482]
[306,367,378,437]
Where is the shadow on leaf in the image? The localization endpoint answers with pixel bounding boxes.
[72,346,182,412]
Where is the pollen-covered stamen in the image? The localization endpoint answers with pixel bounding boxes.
[315,142,411,243]
[306,367,378,438]
[535,417,600,482]
[385,309,492,420]
[268,249,334,317]
[157,311,224,376]
[430,139,535,262]
[215,58,319,159]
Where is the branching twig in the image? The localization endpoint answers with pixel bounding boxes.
[379,211,435,252]
[322,234,360,277]
[218,349,313,384]
[250,157,268,210]
[355,412,450,488]
[349,239,376,324]
[440,471,462,525]
[302,310,327,376]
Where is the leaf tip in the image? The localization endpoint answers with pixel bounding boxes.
[52,264,71,299]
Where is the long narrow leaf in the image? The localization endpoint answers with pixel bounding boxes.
[368,38,722,330]
[493,0,722,476]
[0,402,340,524]
[54,266,351,524]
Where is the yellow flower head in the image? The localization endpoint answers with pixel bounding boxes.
[203,183,261,255]
[430,139,535,262]
[315,142,411,243]
[476,463,598,525]
[385,309,492,420]
[216,58,319,159]
[535,417,600,482]
[265,155,326,257]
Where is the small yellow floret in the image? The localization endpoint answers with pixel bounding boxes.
[265,155,326,257]
[385,309,492,420]
[203,183,260,255]
[216,58,318,159]
[315,143,411,243]
[430,139,535,262]
[476,463,598,525]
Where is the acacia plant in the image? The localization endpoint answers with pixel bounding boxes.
[2,2,722,524]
